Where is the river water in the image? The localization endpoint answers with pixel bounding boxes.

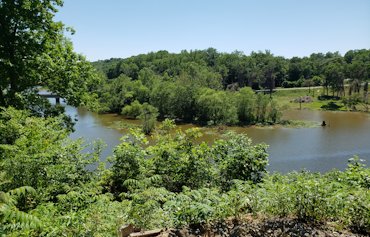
[65,106,370,173]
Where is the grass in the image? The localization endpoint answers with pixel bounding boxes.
[273,87,363,112]
[109,120,141,130]
[273,88,321,109]
[279,119,320,128]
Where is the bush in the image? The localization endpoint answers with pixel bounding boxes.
[318,95,340,100]
[282,80,296,88]
[121,100,143,118]
[321,101,342,110]
[212,132,269,188]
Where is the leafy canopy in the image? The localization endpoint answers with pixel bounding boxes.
[0,0,100,111]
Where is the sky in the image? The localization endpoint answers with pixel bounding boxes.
[55,0,370,61]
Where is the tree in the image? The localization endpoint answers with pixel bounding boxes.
[0,0,98,110]
[180,62,222,89]
[323,62,345,96]
[364,82,369,112]
[171,83,196,121]
[217,51,247,87]
[255,93,269,123]
[288,57,303,82]
[251,50,284,94]
[195,88,238,125]
[150,81,175,118]
[139,103,158,135]
[302,79,314,93]
[236,87,256,124]
[244,57,262,89]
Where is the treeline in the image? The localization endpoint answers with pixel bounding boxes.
[93,48,370,91]
[102,76,280,127]
[1,110,369,236]
[91,49,370,126]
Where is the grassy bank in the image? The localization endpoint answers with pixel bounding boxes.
[273,86,369,112]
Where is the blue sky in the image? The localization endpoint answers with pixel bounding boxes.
[56,0,370,61]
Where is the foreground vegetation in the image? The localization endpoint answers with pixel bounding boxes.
[1,108,369,236]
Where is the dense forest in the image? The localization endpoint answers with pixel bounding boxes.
[90,48,370,129]
[0,0,369,236]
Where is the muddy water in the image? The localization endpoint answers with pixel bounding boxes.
[66,106,370,173]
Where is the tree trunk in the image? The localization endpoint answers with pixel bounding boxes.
[0,87,5,106]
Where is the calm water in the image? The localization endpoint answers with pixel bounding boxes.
[66,106,370,173]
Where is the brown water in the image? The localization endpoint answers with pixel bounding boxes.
[66,106,370,173]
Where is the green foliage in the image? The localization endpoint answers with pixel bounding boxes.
[268,99,281,123]
[93,49,370,118]
[0,108,102,202]
[99,75,150,113]
[164,187,223,227]
[5,2,369,236]
[222,180,255,220]
[0,108,129,236]
[108,124,268,194]
[121,100,143,118]
[236,87,256,123]
[0,107,30,144]
[344,156,370,188]
[171,83,197,121]
[0,172,41,234]
[25,194,127,237]
[139,103,158,135]
[323,61,345,96]
[149,128,215,192]
[94,48,370,122]
[213,132,269,187]
[149,81,174,118]
[0,0,100,110]
[195,88,238,125]
[312,75,323,86]
[253,161,370,233]
[108,129,148,194]
[123,176,173,229]
[93,49,296,125]
[342,94,362,110]
[1,109,369,235]
[115,156,369,232]
[321,101,343,110]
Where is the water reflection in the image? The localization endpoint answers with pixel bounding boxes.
[66,106,122,162]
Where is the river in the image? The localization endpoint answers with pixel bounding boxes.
[65,106,370,173]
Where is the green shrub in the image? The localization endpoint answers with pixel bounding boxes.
[212,132,269,188]
[121,100,143,118]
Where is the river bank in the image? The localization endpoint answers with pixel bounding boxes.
[274,87,369,112]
